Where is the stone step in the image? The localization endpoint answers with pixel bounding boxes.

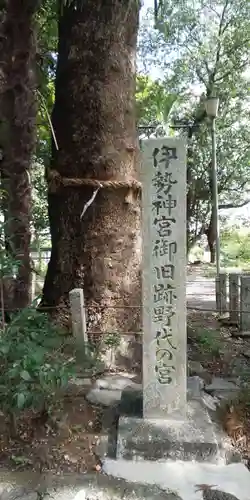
[116,399,225,464]
[102,459,250,500]
[95,382,241,467]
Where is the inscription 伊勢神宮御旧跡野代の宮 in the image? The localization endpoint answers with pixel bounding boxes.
[152,146,178,386]
[142,137,186,418]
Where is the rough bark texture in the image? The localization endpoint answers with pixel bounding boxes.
[41,1,141,367]
[209,243,215,264]
[0,0,38,309]
[206,208,216,264]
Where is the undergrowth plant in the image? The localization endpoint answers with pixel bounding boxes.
[0,219,21,329]
[195,328,221,357]
[104,332,121,349]
[0,307,75,436]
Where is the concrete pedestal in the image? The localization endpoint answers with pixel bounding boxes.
[112,379,240,466]
[117,401,221,463]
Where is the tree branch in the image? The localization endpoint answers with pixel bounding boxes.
[208,0,230,88]
[219,199,250,209]
[221,39,250,62]
[215,58,249,83]
[219,0,230,37]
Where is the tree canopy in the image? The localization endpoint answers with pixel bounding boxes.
[138,0,250,250]
[1,0,250,251]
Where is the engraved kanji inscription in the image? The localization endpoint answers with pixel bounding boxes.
[154,216,176,238]
[152,146,178,169]
[153,240,177,260]
[155,327,177,350]
[152,195,177,217]
[152,171,177,196]
[154,264,175,280]
[153,305,175,323]
[153,283,176,304]
[142,138,186,415]
[155,350,176,385]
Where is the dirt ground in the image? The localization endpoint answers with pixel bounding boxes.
[0,390,104,474]
[188,309,250,465]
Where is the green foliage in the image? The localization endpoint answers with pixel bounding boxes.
[31,0,57,235]
[141,0,250,94]
[196,328,221,357]
[103,333,121,348]
[62,335,104,376]
[0,220,21,276]
[11,455,32,467]
[136,74,178,129]
[31,163,49,233]
[220,227,250,267]
[0,308,75,419]
[139,0,250,249]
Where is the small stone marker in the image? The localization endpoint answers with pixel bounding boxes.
[141,138,186,419]
[229,273,239,325]
[69,288,87,343]
[240,276,250,334]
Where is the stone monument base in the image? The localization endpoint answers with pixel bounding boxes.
[113,379,240,465]
[117,401,221,463]
[96,377,240,466]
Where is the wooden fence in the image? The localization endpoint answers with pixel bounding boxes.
[216,272,250,335]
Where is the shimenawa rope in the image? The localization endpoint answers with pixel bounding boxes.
[47,169,142,193]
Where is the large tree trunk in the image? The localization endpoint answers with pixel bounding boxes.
[0,0,39,310]
[41,1,141,368]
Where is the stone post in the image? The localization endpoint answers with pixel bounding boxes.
[141,137,186,419]
[69,288,87,344]
[229,273,239,325]
[215,272,227,315]
[240,276,250,334]
[215,276,220,313]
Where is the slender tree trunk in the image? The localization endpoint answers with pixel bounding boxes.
[209,242,215,264]
[41,1,141,367]
[0,0,38,309]
[0,4,8,251]
[206,207,216,264]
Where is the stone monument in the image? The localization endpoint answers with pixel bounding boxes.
[141,138,186,420]
[104,138,238,466]
[100,137,247,500]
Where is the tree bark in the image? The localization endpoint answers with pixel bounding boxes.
[209,242,215,264]
[206,207,216,264]
[41,1,141,367]
[0,0,39,309]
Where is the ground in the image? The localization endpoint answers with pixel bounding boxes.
[187,265,250,464]
[188,309,250,457]
[0,386,104,474]
[0,264,250,473]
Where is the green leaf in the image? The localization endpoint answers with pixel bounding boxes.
[0,344,9,354]
[31,349,45,363]
[20,370,31,381]
[11,455,32,465]
[17,393,26,409]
